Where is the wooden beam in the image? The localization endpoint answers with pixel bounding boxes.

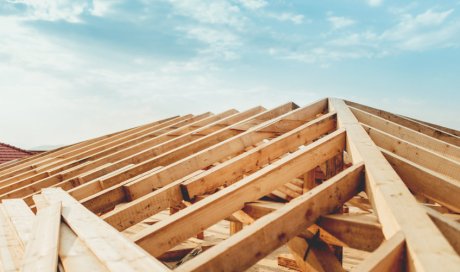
[352,232,405,272]
[241,201,383,252]
[288,232,345,272]
[41,188,170,272]
[102,112,335,231]
[132,129,347,257]
[317,213,384,252]
[21,201,61,272]
[350,106,460,161]
[424,207,460,254]
[81,102,308,215]
[123,100,325,200]
[182,112,336,200]
[362,124,460,180]
[382,149,460,213]
[329,98,460,270]
[0,112,227,200]
[345,100,460,146]
[59,223,109,272]
[0,204,24,271]
[78,105,276,212]
[1,199,34,245]
[33,194,110,272]
[174,163,364,271]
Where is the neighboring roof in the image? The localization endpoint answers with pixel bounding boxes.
[0,142,33,164]
[0,98,459,271]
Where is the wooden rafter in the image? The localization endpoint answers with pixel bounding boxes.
[0,98,458,271]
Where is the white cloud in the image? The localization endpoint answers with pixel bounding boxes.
[238,0,267,10]
[90,0,118,17]
[270,12,305,25]
[382,9,458,50]
[328,16,356,29]
[5,0,118,22]
[10,0,88,22]
[168,0,245,28]
[367,0,383,7]
[182,26,241,60]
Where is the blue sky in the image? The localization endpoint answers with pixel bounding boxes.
[1,0,459,148]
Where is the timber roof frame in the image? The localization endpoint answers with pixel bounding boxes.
[0,97,458,271]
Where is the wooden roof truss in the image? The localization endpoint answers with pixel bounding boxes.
[0,98,459,271]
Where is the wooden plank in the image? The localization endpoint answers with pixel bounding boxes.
[424,207,460,254]
[0,115,179,179]
[1,199,34,245]
[175,163,364,271]
[362,124,460,180]
[0,204,24,272]
[317,213,384,252]
[33,194,109,272]
[132,129,346,257]
[80,103,294,214]
[382,149,460,213]
[41,188,170,272]
[352,232,405,272]
[288,232,345,272]
[350,106,460,161]
[240,201,382,252]
[102,112,335,231]
[345,100,460,146]
[21,202,61,272]
[124,100,325,200]
[182,112,336,200]
[0,114,192,186]
[0,113,218,200]
[329,98,460,271]
[59,223,109,272]
[403,115,460,137]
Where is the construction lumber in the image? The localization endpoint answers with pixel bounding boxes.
[0,203,25,271]
[132,128,346,257]
[329,98,460,270]
[0,98,458,271]
[424,207,460,254]
[42,188,170,272]
[345,100,460,146]
[382,149,460,213]
[80,103,296,214]
[352,231,405,272]
[1,199,34,244]
[350,106,460,161]
[174,163,364,271]
[363,124,460,180]
[21,201,61,272]
[103,108,335,231]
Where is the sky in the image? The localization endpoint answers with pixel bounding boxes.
[1,0,459,149]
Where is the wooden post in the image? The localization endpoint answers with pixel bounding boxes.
[230,221,243,235]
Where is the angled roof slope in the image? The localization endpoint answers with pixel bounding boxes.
[0,98,458,271]
[0,142,34,164]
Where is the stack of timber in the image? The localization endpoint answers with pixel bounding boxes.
[0,98,459,271]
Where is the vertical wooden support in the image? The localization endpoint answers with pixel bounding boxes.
[302,169,316,193]
[230,221,243,235]
[325,153,344,263]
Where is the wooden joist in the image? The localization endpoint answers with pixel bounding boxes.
[175,163,364,271]
[0,98,458,271]
[330,98,460,270]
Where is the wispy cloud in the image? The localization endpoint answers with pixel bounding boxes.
[328,15,356,29]
[382,9,458,50]
[237,0,267,10]
[367,0,383,7]
[182,26,241,60]
[168,0,245,29]
[269,12,305,25]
